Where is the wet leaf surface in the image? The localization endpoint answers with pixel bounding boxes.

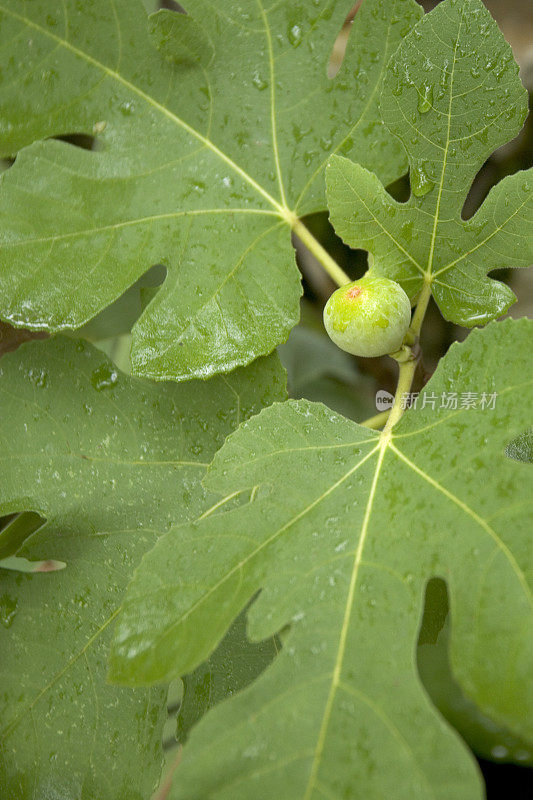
[327,0,533,327]
[0,0,421,380]
[111,319,532,799]
[0,336,285,798]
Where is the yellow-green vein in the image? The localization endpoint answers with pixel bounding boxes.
[256,0,288,208]
[425,9,462,276]
[0,607,121,740]
[303,439,388,799]
[389,442,533,610]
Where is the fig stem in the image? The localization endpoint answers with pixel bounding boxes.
[382,358,418,434]
[409,278,432,339]
[290,216,351,288]
[382,279,432,435]
[361,410,390,430]
[389,344,414,363]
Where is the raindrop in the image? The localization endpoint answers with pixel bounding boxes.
[93,120,107,135]
[411,163,435,197]
[0,594,18,628]
[119,100,135,116]
[252,71,268,91]
[91,364,119,391]
[401,220,414,242]
[288,24,302,47]
[417,83,433,114]
[491,745,509,759]
[28,368,48,388]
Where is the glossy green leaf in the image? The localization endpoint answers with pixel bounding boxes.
[111,318,532,799]
[0,336,285,799]
[0,0,422,381]
[327,0,533,326]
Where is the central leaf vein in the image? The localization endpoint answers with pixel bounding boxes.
[303,440,387,798]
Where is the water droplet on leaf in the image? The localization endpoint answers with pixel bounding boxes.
[91,364,119,391]
[252,71,268,91]
[417,82,433,113]
[288,24,302,47]
[0,594,18,628]
[411,163,435,197]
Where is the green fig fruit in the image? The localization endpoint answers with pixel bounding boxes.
[323,276,411,357]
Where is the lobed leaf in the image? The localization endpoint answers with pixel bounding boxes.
[0,336,285,798]
[0,0,422,380]
[111,318,532,799]
[327,0,533,326]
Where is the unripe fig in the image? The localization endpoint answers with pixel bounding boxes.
[323,276,411,357]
